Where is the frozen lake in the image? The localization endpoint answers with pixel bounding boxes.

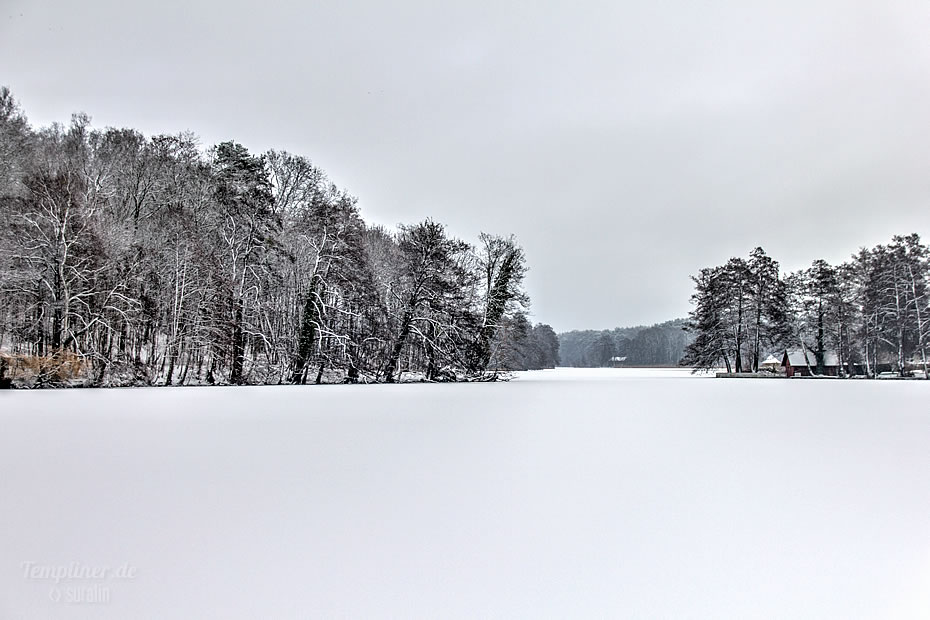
[2,368,929,618]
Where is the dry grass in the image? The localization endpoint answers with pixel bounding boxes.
[0,351,88,385]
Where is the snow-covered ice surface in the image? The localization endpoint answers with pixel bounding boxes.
[2,368,929,619]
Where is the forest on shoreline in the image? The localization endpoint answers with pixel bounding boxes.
[559,320,692,368]
[0,87,559,388]
[683,239,929,377]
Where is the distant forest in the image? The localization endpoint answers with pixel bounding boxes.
[559,319,692,367]
[0,87,558,387]
[683,238,929,377]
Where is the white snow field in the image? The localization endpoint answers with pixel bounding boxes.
[2,368,929,619]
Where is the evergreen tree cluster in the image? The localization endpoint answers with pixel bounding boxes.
[497,320,560,371]
[0,88,551,386]
[683,239,930,377]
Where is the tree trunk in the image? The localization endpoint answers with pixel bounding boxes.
[230,298,244,384]
[815,302,825,376]
[289,281,320,384]
[426,324,437,381]
[384,311,413,383]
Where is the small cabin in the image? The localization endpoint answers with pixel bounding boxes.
[782,350,839,377]
[609,356,627,368]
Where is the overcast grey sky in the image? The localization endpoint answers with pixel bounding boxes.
[2,0,928,331]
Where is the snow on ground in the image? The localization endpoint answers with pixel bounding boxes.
[1,368,929,619]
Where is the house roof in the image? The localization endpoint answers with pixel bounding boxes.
[783,349,839,367]
[760,355,781,366]
[609,356,627,362]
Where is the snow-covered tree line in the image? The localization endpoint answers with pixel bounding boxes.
[682,239,930,377]
[0,88,556,386]
[559,320,692,368]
